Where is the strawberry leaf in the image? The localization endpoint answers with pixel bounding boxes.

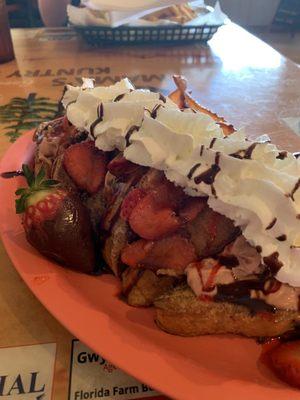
[15,196,27,214]
[15,165,61,214]
[15,188,26,195]
[35,167,45,185]
[22,164,34,186]
[43,179,60,186]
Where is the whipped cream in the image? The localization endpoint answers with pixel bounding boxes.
[63,78,300,288]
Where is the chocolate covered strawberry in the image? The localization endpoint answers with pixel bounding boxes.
[16,164,96,273]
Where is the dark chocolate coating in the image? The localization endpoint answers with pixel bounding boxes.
[25,195,96,273]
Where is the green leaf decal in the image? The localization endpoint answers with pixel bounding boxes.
[0,92,62,142]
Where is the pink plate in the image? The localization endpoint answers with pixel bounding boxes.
[1,131,300,400]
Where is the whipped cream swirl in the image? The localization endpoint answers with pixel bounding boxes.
[63,78,300,287]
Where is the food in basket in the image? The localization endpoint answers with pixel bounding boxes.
[11,76,300,388]
[143,4,209,24]
[67,1,217,28]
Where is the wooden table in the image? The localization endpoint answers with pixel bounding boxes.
[0,23,300,400]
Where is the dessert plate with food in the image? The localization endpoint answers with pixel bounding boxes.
[1,76,300,399]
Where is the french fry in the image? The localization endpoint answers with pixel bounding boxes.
[144,4,198,24]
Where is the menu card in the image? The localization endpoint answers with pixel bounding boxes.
[69,341,164,400]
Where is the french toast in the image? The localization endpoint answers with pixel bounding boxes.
[155,285,299,337]
[15,75,300,344]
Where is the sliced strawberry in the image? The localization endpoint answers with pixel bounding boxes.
[121,240,154,269]
[143,234,197,270]
[108,156,142,177]
[120,188,146,221]
[127,179,185,240]
[179,197,207,223]
[63,141,107,194]
[129,192,181,240]
[267,341,300,388]
[121,234,197,271]
[150,180,185,210]
[138,169,165,191]
[186,207,239,258]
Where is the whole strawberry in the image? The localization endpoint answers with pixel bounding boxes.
[16,164,96,273]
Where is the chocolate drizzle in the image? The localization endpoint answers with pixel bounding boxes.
[211,184,217,198]
[229,150,243,159]
[66,100,76,109]
[244,143,258,159]
[159,93,166,103]
[230,143,258,160]
[1,170,24,178]
[187,163,201,180]
[70,131,88,144]
[276,234,287,242]
[150,104,162,119]
[215,279,277,314]
[276,151,288,160]
[125,125,140,146]
[263,252,283,274]
[209,138,217,149]
[266,218,277,230]
[194,152,221,185]
[218,255,239,268]
[200,145,204,156]
[90,103,104,138]
[263,278,282,295]
[256,245,262,253]
[113,93,126,102]
[288,178,300,201]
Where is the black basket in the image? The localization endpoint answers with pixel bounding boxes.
[74,24,222,46]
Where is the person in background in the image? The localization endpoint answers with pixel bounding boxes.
[38,0,79,27]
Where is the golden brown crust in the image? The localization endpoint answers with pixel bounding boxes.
[122,269,176,307]
[155,286,299,337]
[102,218,130,276]
[51,153,78,192]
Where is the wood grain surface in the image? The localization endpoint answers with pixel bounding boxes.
[0,23,299,399]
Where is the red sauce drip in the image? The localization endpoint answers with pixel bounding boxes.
[197,261,221,293]
[263,278,281,295]
[203,263,221,292]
